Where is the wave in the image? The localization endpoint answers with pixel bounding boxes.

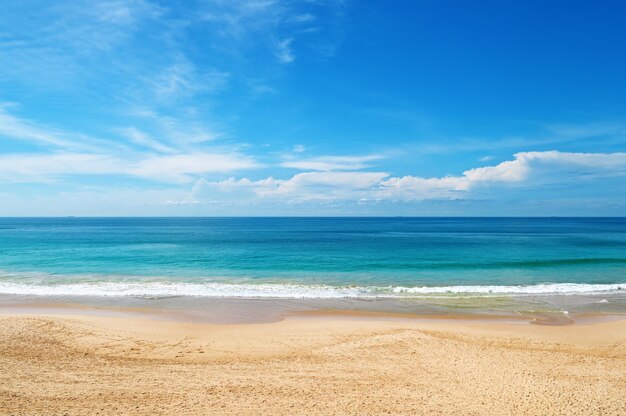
[357,258,626,270]
[0,281,623,299]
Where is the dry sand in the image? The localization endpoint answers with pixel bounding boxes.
[0,309,624,415]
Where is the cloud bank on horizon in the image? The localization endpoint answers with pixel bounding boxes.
[1,0,626,216]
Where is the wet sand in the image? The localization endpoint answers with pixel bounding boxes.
[3,291,625,324]
[0,306,625,415]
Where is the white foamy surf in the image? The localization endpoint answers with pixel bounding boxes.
[0,281,623,299]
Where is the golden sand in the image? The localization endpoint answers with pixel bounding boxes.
[0,310,624,415]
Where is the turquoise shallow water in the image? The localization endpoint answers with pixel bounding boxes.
[0,217,625,299]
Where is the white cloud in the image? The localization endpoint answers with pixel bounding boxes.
[0,109,76,149]
[0,108,126,153]
[95,0,164,25]
[464,157,529,183]
[193,151,626,203]
[0,152,259,184]
[201,0,283,38]
[0,153,123,182]
[270,171,387,195]
[545,123,626,140]
[131,152,259,183]
[148,59,230,100]
[198,0,346,64]
[380,151,626,200]
[293,144,306,153]
[377,176,470,200]
[0,106,222,156]
[291,13,315,23]
[281,154,384,171]
[275,38,295,63]
[130,109,222,145]
[119,127,176,153]
[0,107,257,184]
[194,171,388,202]
[0,0,164,87]
[465,151,626,183]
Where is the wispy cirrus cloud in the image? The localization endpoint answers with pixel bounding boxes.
[0,106,258,183]
[146,58,230,101]
[0,108,84,150]
[0,104,225,156]
[0,152,259,184]
[0,0,164,87]
[0,107,128,153]
[94,0,164,25]
[197,0,348,64]
[132,152,260,183]
[281,154,385,171]
[129,108,223,146]
[0,0,350,183]
[0,153,123,184]
[275,38,295,63]
[118,127,177,153]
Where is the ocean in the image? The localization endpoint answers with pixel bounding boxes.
[0,217,624,300]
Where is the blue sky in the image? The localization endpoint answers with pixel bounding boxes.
[1,0,626,216]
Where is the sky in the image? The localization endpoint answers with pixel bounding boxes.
[1,0,626,216]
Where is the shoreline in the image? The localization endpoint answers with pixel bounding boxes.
[3,297,626,334]
[4,300,626,326]
[1,292,625,325]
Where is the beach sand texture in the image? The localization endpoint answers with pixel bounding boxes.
[0,312,625,415]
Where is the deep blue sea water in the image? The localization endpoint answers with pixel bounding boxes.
[0,217,625,299]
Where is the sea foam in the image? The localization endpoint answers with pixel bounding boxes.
[0,280,623,299]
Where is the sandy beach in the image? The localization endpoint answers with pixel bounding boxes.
[0,308,624,415]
